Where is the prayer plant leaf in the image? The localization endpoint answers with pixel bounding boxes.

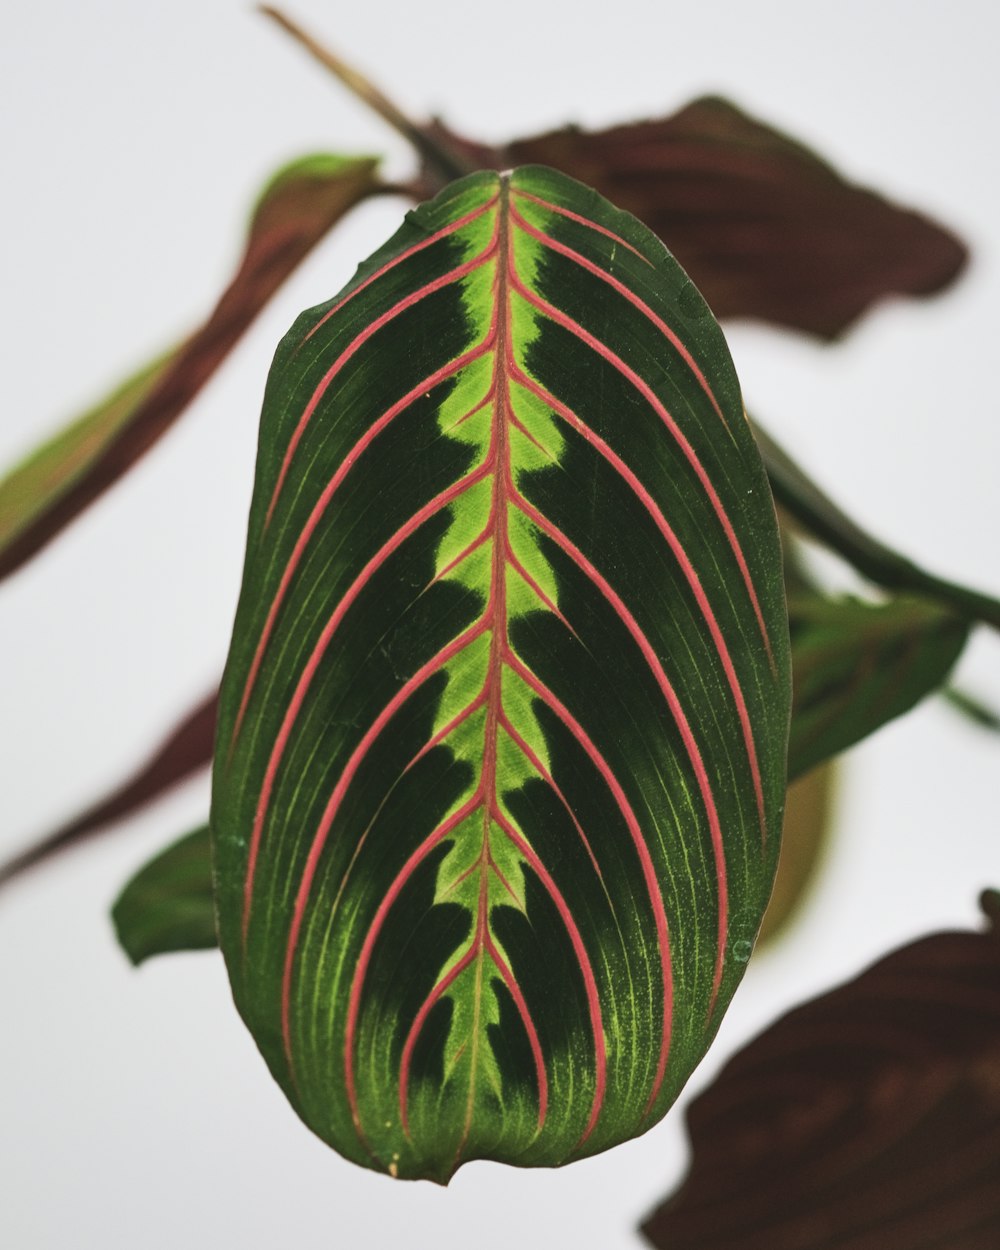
[642,903,1000,1250]
[427,96,967,339]
[788,595,969,780]
[0,693,217,889]
[112,826,215,965]
[0,154,382,581]
[212,166,791,1181]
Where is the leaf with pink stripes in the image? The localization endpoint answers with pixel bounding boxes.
[212,166,791,1181]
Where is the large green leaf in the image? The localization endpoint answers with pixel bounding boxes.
[211,166,790,1181]
[0,153,382,581]
[112,826,216,965]
[788,595,969,780]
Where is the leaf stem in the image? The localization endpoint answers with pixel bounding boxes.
[259,7,475,182]
[753,419,1000,634]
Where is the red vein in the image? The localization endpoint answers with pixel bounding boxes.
[511,188,651,264]
[510,365,766,849]
[507,250,774,670]
[265,224,500,527]
[505,650,674,1113]
[302,193,499,346]
[513,491,728,1013]
[510,202,727,428]
[232,335,497,752]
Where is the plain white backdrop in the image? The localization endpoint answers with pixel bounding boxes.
[2,3,998,1247]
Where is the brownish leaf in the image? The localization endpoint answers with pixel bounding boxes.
[429,97,966,338]
[0,155,382,582]
[642,904,1000,1250]
[0,693,218,887]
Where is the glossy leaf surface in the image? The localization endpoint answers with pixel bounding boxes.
[0,154,381,581]
[427,96,967,338]
[212,166,790,1180]
[643,905,1000,1249]
[112,826,215,965]
[788,595,968,779]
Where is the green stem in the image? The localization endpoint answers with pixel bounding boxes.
[259,7,475,183]
[753,418,1000,633]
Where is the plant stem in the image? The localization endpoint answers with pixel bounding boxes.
[753,418,1000,633]
[259,6,475,182]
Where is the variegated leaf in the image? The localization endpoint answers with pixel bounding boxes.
[212,167,790,1180]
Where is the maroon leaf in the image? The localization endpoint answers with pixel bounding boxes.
[0,693,218,888]
[0,155,382,582]
[642,901,1000,1250]
[428,96,967,338]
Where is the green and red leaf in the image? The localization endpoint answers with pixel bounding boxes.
[642,903,1000,1249]
[212,166,790,1180]
[427,97,967,338]
[0,153,382,581]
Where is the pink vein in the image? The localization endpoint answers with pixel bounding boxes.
[231,331,497,752]
[507,249,774,670]
[302,193,499,345]
[509,364,766,848]
[511,188,652,264]
[265,223,499,527]
[509,202,727,428]
[505,650,674,1115]
[513,489,728,1013]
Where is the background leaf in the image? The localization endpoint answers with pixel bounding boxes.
[427,96,966,338]
[0,692,217,888]
[0,153,382,581]
[642,902,1000,1250]
[788,595,969,780]
[757,761,836,946]
[111,826,215,965]
[213,166,790,1180]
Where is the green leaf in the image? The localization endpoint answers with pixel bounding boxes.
[212,167,790,1180]
[0,153,382,581]
[111,826,215,965]
[755,419,1000,633]
[642,901,1000,1249]
[788,595,969,779]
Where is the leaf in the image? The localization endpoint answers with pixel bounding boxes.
[111,826,216,965]
[427,96,967,338]
[788,595,969,779]
[0,154,383,581]
[642,904,1000,1250]
[0,692,217,889]
[754,420,1000,633]
[212,166,790,1180]
[757,761,837,946]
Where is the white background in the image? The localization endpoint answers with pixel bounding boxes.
[2,2,998,1247]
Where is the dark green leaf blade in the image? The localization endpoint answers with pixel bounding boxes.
[0,692,217,889]
[642,904,1000,1250]
[789,595,969,779]
[0,154,382,581]
[212,167,790,1180]
[428,96,967,338]
[112,826,216,965]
